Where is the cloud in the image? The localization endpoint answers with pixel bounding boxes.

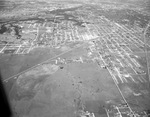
[0,0,6,10]
[0,0,15,11]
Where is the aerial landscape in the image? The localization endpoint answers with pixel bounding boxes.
[0,0,150,117]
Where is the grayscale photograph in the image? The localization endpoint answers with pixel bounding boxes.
[0,0,150,117]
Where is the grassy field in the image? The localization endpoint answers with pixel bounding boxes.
[6,44,127,117]
[2,42,150,117]
[9,62,125,117]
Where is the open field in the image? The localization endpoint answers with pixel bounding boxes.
[8,53,125,117]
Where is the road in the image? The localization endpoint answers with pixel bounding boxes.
[2,41,87,82]
[144,21,150,83]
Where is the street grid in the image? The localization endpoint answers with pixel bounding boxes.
[1,15,149,117]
